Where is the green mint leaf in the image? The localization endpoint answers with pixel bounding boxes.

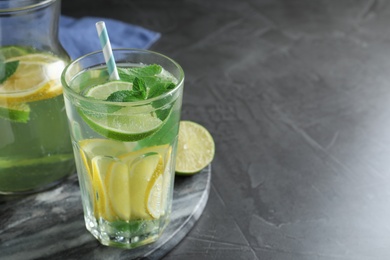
[117,64,176,100]
[167,83,176,90]
[147,81,177,99]
[133,77,147,99]
[148,85,166,99]
[139,64,162,75]
[117,69,135,83]
[0,60,19,84]
[118,64,162,83]
[123,64,162,77]
[106,90,140,102]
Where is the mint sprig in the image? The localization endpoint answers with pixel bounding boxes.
[0,60,19,84]
[106,77,147,102]
[107,64,176,102]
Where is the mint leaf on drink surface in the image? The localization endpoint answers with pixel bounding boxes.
[0,60,19,84]
[147,82,176,99]
[117,64,176,100]
[132,77,147,99]
[106,77,147,102]
[118,64,162,81]
[106,90,139,102]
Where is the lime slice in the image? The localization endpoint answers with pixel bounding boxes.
[0,101,30,123]
[80,108,163,142]
[84,81,133,100]
[175,121,215,175]
[79,81,164,141]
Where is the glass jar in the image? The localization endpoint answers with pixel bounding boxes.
[0,0,75,194]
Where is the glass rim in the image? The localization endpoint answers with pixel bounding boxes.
[0,0,56,12]
[61,48,185,107]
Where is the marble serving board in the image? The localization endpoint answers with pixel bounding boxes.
[0,166,211,260]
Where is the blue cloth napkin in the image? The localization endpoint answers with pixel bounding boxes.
[59,16,160,59]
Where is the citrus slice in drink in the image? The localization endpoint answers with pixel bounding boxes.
[0,53,66,103]
[175,121,215,175]
[147,174,163,219]
[118,144,171,217]
[84,81,133,99]
[78,139,135,221]
[0,100,30,123]
[105,151,165,220]
[91,156,115,221]
[0,46,31,59]
[105,161,131,220]
[79,138,135,179]
[79,82,164,142]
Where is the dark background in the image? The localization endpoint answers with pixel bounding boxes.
[62,1,390,259]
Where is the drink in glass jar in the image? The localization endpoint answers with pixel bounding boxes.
[0,46,74,194]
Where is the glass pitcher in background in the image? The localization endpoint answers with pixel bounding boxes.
[0,0,75,194]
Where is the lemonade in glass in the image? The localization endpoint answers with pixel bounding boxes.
[62,49,184,248]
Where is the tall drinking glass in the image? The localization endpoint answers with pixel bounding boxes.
[61,49,184,248]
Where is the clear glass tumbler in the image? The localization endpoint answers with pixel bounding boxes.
[61,49,184,248]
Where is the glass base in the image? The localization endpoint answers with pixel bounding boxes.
[85,215,169,249]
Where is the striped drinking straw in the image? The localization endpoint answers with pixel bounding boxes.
[95,21,120,80]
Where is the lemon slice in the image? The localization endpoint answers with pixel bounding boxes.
[144,155,165,219]
[91,156,115,221]
[105,150,165,220]
[78,138,135,220]
[0,46,30,59]
[103,160,130,220]
[0,53,66,103]
[161,146,173,215]
[175,121,215,175]
[147,174,163,218]
[79,138,135,179]
[119,145,171,218]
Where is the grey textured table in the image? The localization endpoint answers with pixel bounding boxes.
[4,0,390,259]
[0,167,211,260]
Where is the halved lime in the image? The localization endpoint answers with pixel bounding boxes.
[79,82,164,141]
[175,121,215,175]
[0,101,30,123]
[80,109,163,142]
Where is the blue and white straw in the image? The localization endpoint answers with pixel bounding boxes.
[96,21,120,80]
